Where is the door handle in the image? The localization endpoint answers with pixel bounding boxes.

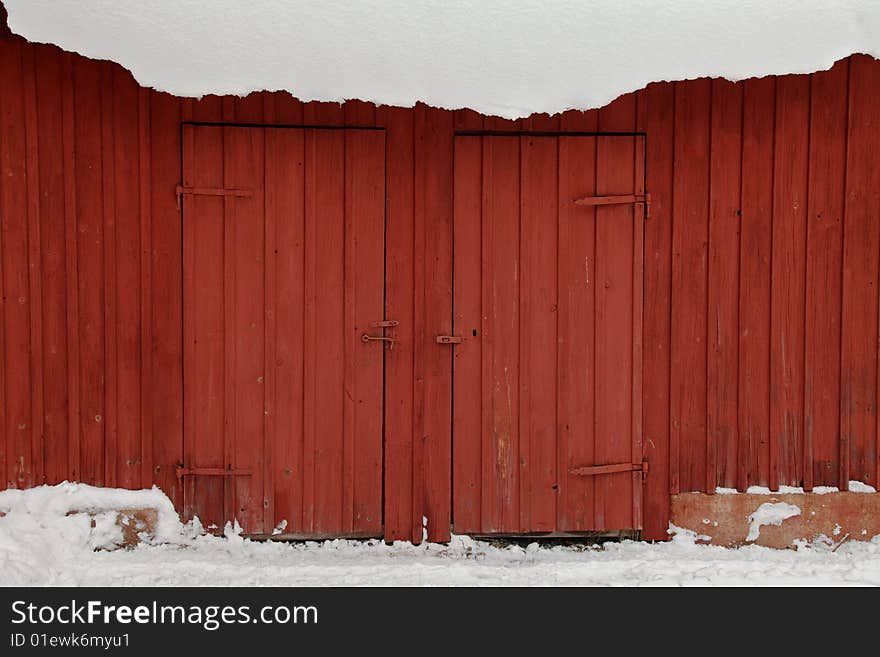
[361,333,396,349]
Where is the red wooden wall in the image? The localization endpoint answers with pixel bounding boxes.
[1,23,879,541]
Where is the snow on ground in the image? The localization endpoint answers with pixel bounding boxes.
[2,484,880,586]
[6,1,880,118]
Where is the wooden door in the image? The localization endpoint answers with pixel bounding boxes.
[182,126,386,536]
[452,135,646,535]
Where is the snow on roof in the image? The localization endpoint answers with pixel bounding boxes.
[5,1,880,119]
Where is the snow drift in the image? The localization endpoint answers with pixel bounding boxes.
[5,1,880,119]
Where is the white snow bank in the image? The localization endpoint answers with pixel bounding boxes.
[715,482,877,495]
[0,482,182,544]
[6,1,880,119]
[746,502,802,542]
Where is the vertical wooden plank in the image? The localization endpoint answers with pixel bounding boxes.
[274,92,303,125]
[452,135,483,533]
[61,52,80,483]
[0,39,33,488]
[268,127,305,533]
[670,80,711,494]
[378,106,415,541]
[483,134,521,533]
[640,83,673,537]
[347,129,385,534]
[100,63,117,489]
[631,132,646,529]
[707,79,743,490]
[150,90,183,505]
[557,132,597,532]
[770,74,810,489]
[225,126,266,532]
[182,125,225,528]
[35,46,69,484]
[738,77,775,489]
[110,67,143,490]
[73,57,106,486]
[23,44,44,485]
[804,62,847,489]
[137,87,152,489]
[415,106,454,542]
[841,55,880,489]
[307,128,346,533]
[596,93,637,526]
[519,135,558,531]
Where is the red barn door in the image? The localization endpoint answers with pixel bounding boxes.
[452,135,646,535]
[181,125,386,536]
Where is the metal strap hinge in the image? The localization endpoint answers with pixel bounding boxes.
[569,461,648,479]
[176,465,254,481]
[176,185,253,209]
[574,193,651,218]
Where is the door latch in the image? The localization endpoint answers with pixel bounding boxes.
[435,335,462,345]
[361,333,396,349]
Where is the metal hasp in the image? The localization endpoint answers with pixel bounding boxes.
[176,464,254,481]
[361,333,395,348]
[569,461,649,480]
[435,335,462,344]
[574,193,651,217]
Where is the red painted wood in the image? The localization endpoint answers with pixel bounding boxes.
[707,79,742,491]
[452,133,482,534]
[770,75,810,489]
[378,105,415,541]
[34,45,68,485]
[520,135,558,531]
[5,31,880,541]
[557,134,597,531]
[637,85,673,538]
[804,61,847,489]
[842,55,880,490]
[670,79,711,494]
[738,77,775,489]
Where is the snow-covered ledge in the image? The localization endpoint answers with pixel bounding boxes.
[0,482,182,549]
[671,483,880,549]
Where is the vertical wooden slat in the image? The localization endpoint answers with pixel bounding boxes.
[150,90,183,505]
[770,74,810,489]
[346,129,384,534]
[480,134,521,533]
[557,131,597,532]
[841,55,880,489]
[804,62,847,489]
[73,57,106,486]
[101,62,117,489]
[596,94,637,527]
[23,44,44,485]
[640,83,673,537]
[738,77,775,489]
[631,133,646,528]
[35,46,68,484]
[137,87,152,489]
[557,110,598,533]
[452,134,482,533]
[519,135,558,531]
[707,79,743,490]
[0,39,32,488]
[670,80,711,494]
[110,67,142,490]
[379,106,415,541]
[415,106,454,542]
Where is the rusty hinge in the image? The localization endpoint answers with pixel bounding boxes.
[176,464,254,481]
[574,193,651,218]
[435,335,462,345]
[569,461,648,479]
[371,320,399,328]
